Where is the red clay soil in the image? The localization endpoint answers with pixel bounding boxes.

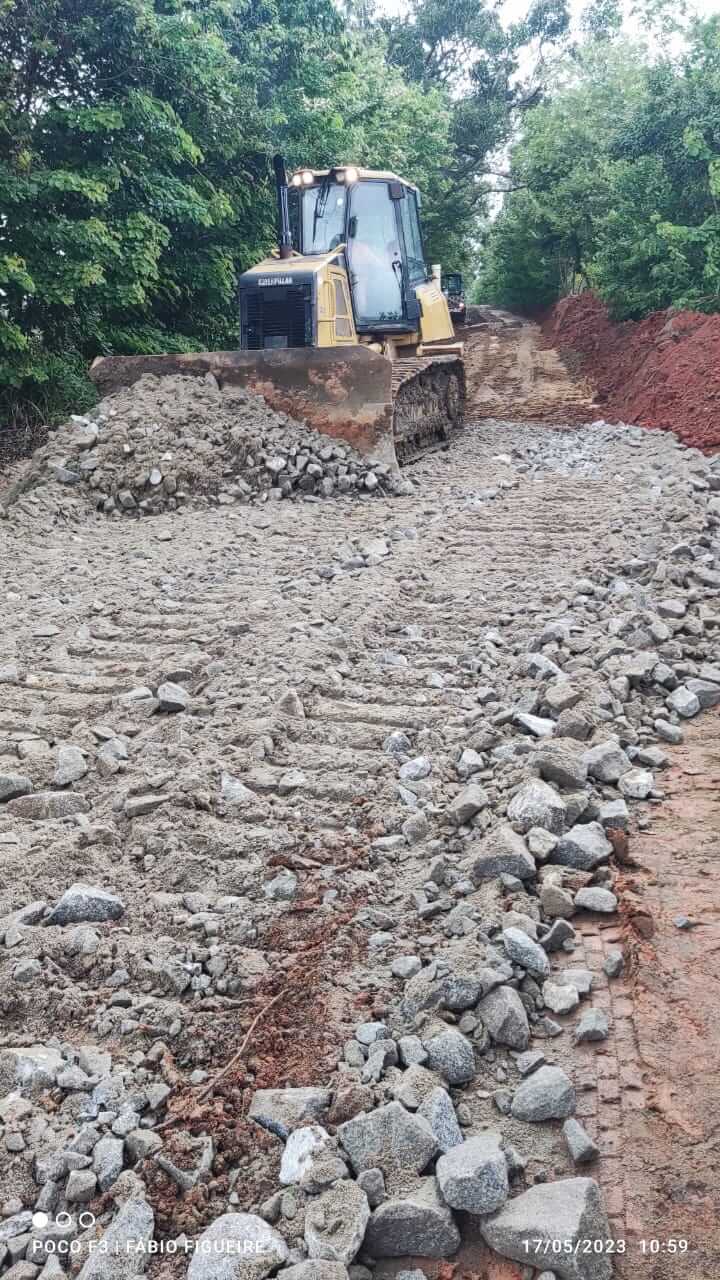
[542,293,720,451]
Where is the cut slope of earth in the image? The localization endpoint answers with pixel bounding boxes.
[542,293,720,451]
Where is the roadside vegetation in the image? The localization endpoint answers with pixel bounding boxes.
[478,9,720,318]
[1,0,718,439]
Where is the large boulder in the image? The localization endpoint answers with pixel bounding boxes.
[583,741,631,783]
[187,1213,288,1280]
[304,1182,370,1265]
[549,824,611,871]
[477,986,530,1051]
[480,1178,612,1280]
[507,779,566,835]
[45,884,124,927]
[502,927,550,979]
[249,1088,330,1139]
[417,1087,463,1153]
[436,1134,508,1214]
[511,1066,576,1121]
[465,824,536,884]
[363,1177,461,1258]
[338,1102,437,1179]
[77,1198,154,1279]
[536,740,588,790]
[423,1028,475,1085]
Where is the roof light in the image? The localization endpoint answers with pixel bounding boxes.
[290,173,302,187]
[344,166,359,184]
[301,170,314,186]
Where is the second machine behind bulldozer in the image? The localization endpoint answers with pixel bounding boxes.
[91,157,466,471]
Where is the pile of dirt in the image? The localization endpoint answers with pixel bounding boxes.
[2,372,400,519]
[542,292,720,451]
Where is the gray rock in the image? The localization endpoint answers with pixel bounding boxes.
[574,887,617,914]
[92,1135,124,1191]
[397,1035,427,1067]
[515,712,555,738]
[305,1181,370,1265]
[53,745,87,786]
[515,1049,545,1076]
[603,949,624,978]
[481,1178,611,1280]
[363,1177,461,1258]
[436,1133,508,1214]
[355,1022,387,1046]
[536,740,588,789]
[6,791,89,819]
[45,884,124,926]
[423,1028,475,1084]
[399,756,431,782]
[280,1266,348,1280]
[542,982,579,1015]
[618,767,653,798]
[563,1118,599,1164]
[187,1213,289,1280]
[507,779,566,835]
[503,926,550,979]
[124,1129,162,1161]
[156,682,189,712]
[654,718,683,744]
[417,1087,463,1153]
[542,919,576,951]
[249,1088,330,1139]
[280,1126,330,1185]
[391,1063,440,1110]
[550,823,611,871]
[448,783,488,824]
[540,881,576,919]
[666,686,700,718]
[123,793,169,818]
[465,823,536,883]
[1,1044,63,1092]
[511,1065,576,1121]
[391,955,421,980]
[0,774,32,803]
[573,1011,609,1043]
[65,1168,97,1202]
[583,741,631,783]
[597,798,629,831]
[356,1168,385,1208]
[477,986,530,1051]
[338,1102,437,1177]
[77,1197,154,1279]
[561,968,593,996]
[527,826,558,860]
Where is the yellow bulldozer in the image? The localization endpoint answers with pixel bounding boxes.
[90,157,465,471]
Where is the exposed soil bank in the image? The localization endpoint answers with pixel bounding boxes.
[542,293,720,451]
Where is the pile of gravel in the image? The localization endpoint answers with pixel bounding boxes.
[8,373,405,518]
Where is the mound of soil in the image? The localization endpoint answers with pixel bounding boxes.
[543,293,720,451]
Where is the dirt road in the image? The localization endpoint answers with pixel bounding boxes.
[464,314,595,425]
[0,318,718,1279]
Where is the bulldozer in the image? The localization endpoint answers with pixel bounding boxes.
[441,271,466,325]
[90,157,465,471]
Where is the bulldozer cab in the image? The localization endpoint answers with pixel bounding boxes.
[288,168,427,333]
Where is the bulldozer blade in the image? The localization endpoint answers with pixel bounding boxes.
[90,346,398,471]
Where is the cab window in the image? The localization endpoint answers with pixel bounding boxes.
[399,192,426,284]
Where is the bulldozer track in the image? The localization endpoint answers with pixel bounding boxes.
[392,355,466,462]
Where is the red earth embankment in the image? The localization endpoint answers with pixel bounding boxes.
[542,292,720,451]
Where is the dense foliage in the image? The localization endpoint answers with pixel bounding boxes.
[478,16,720,319]
[0,0,571,438]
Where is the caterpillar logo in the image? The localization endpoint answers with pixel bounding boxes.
[258,276,293,286]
